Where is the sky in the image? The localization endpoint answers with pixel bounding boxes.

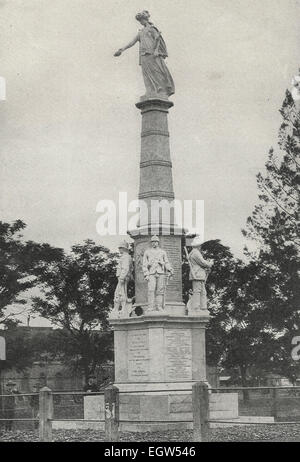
[0,0,300,325]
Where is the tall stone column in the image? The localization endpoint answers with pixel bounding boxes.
[129,97,185,315]
[137,98,175,217]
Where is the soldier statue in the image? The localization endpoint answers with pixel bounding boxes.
[113,241,133,316]
[188,236,213,313]
[142,235,173,312]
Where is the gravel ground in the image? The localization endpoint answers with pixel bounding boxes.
[1,425,300,442]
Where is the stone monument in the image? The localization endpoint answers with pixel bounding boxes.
[186,236,213,316]
[111,241,133,319]
[109,11,216,431]
[142,235,174,312]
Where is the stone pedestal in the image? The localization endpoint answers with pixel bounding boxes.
[109,314,209,431]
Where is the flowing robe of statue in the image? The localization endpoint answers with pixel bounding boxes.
[114,11,175,99]
[137,24,175,98]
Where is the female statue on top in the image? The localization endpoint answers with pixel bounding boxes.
[114,10,175,99]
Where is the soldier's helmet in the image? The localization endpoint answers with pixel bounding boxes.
[191,236,203,248]
[150,235,160,242]
[118,241,129,250]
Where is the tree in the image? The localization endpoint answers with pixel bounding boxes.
[0,324,44,372]
[0,220,63,325]
[183,239,243,368]
[39,328,114,380]
[0,324,51,402]
[242,87,300,382]
[0,220,34,323]
[217,261,282,400]
[31,240,118,381]
[183,240,285,400]
[244,90,299,249]
[186,240,239,366]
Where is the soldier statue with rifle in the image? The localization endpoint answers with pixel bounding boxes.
[185,236,213,314]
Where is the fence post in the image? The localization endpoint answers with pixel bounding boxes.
[192,381,210,442]
[39,387,53,442]
[272,387,278,420]
[105,385,119,442]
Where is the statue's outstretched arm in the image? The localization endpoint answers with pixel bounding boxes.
[114,35,139,56]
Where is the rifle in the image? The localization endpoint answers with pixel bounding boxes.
[184,246,196,279]
[162,272,170,310]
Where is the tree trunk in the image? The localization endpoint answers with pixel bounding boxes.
[83,362,90,385]
[240,365,250,403]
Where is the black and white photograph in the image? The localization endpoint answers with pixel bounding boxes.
[0,0,299,448]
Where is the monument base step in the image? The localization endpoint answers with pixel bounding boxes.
[119,421,193,432]
[209,415,275,428]
[52,420,104,431]
[82,391,240,432]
